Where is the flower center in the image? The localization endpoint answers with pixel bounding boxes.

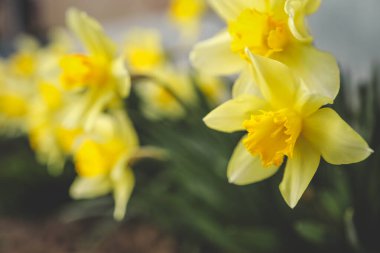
[228,8,290,58]
[0,93,27,117]
[10,52,35,77]
[74,138,126,178]
[59,54,107,90]
[169,0,205,22]
[124,47,163,73]
[243,109,301,167]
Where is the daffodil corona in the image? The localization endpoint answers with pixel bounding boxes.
[191,0,339,101]
[203,51,372,208]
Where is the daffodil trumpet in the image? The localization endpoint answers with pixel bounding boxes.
[203,49,372,208]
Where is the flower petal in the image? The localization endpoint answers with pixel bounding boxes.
[285,0,321,42]
[228,138,279,185]
[111,166,135,221]
[190,31,244,75]
[112,57,131,98]
[232,65,261,98]
[279,138,320,208]
[245,49,298,109]
[207,0,255,21]
[274,43,339,102]
[67,8,115,58]
[203,95,268,133]
[303,108,373,165]
[69,175,112,199]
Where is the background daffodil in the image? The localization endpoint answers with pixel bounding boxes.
[203,50,372,208]
[191,0,339,101]
[60,8,130,131]
[69,110,139,220]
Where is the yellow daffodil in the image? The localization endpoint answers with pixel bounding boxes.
[194,73,228,106]
[168,0,206,42]
[69,111,139,220]
[135,67,196,120]
[60,8,130,130]
[0,61,31,135]
[123,28,165,75]
[191,0,339,102]
[27,81,79,174]
[203,50,372,208]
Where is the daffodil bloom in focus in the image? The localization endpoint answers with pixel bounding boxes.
[123,28,165,75]
[70,111,139,220]
[168,0,206,42]
[191,0,339,101]
[60,8,130,130]
[203,50,372,208]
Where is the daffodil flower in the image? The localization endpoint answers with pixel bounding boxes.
[191,0,339,102]
[123,28,166,75]
[168,0,206,42]
[27,81,80,174]
[60,8,130,130]
[69,111,138,220]
[135,66,196,120]
[203,50,372,208]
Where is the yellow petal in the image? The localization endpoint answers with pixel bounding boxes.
[232,65,261,98]
[245,49,297,109]
[285,0,321,42]
[111,57,131,98]
[228,137,279,185]
[66,8,115,59]
[203,95,268,133]
[111,164,135,221]
[115,110,139,154]
[190,31,244,75]
[273,43,339,102]
[69,175,112,199]
[207,0,252,21]
[303,108,373,165]
[279,138,320,208]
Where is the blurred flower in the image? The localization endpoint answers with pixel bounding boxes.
[123,28,166,75]
[135,67,196,120]
[69,111,139,220]
[0,33,71,136]
[123,27,196,120]
[203,50,372,208]
[191,0,339,101]
[194,73,228,106]
[168,0,206,42]
[27,81,80,174]
[60,8,130,130]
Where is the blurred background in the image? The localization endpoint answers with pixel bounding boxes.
[0,0,380,253]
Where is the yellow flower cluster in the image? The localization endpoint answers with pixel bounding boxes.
[123,28,226,120]
[0,9,154,220]
[194,0,373,207]
[0,0,373,218]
